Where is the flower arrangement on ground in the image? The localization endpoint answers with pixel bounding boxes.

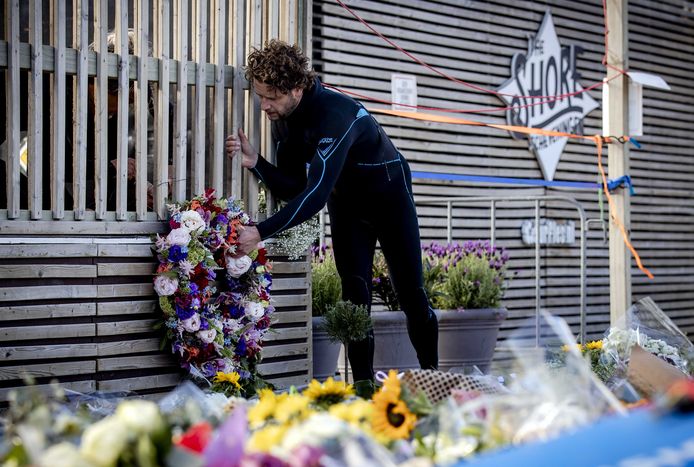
[422,240,511,310]
[152,189,273,397]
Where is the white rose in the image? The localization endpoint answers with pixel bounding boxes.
[153,275,178,296]
[115,400,165,435]
[39,442,93,467]
[223,318,244,332]
[167,227,191,246]
[226,254,253,278]
[180,210,205,233]
[181,313,202,332]
[80,416,128,467]
[245,301,266,322]
[197,328,217,344]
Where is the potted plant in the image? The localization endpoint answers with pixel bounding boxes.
[310,246,343,381]
[321,300,373,385]
[422,240,511,373]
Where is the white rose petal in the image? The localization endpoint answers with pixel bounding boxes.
[167,227,191,246]
[115,400,165,435]
[39,442,92,467]
[180,210,205,233]
[225,254,253,278]
[154,275,178,296]
[197,328,217,344]
[80,417,129,467]
[245,302,266,322]
[181,313,202,332]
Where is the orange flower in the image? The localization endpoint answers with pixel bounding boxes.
[190,200,201,210]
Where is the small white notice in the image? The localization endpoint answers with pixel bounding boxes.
[391,74,417,112]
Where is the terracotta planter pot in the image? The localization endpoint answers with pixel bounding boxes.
[311,317,342,381]
[435,308,508,373]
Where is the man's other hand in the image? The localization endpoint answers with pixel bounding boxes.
[225,128,258,169]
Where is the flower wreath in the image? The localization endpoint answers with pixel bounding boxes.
[153,189,273,397]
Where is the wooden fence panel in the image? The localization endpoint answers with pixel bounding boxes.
[0,235,312,402]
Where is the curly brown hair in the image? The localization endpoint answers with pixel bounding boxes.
[245,39,315,94]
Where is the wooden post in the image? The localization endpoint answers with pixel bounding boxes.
[604,0,631,324]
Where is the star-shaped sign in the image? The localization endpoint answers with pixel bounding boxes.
[497,10,599,181]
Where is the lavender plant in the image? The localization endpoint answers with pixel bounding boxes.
[422,240,510,310]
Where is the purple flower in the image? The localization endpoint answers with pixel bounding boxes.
[235,336,247,356]
[168,245,188,262]
[175,304,195,320]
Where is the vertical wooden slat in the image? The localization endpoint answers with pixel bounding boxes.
[269,0,280,42]
[192,0,208,195]
[4,0,20,218]
[135,0,150,219]
[211,0,226,195]
[28,0,43,219]
[245,0,263,217]
[298,0,312,58]
[154,0,171,219]
[50,0,67,219]
[174,0,189,202]
[93,0,108,219]
[230,0,246,201]
[72,0,89,219]
[115,0,130,219]
[286,0,297,44]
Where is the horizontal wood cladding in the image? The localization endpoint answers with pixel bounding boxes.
[0,236,312,402]
[313,0,694,343]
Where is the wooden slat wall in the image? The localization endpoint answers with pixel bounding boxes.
[0,1,313,401]
[0,236,311,402]
[313,0,694,343]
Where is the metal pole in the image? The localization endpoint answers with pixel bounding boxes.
[535,199,541,347]
[446,201,452,243]
[320,207,326,247]
[490,200,496,245]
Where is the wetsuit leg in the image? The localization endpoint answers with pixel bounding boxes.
[327,196,378,382]
[376,160,439,370]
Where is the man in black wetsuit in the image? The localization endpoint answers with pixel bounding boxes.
[225,40,438,385]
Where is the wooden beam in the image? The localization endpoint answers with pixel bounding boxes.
[604,0,632,324]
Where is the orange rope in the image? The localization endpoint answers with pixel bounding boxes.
[369,108,654,279]
[594,136,654,279]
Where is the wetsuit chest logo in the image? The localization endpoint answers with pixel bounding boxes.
[317,137,336,158]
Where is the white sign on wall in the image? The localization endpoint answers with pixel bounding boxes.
[521,219,576,246]
[496,11,599,181]
[391,74,418,112]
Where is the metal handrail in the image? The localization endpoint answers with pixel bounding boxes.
[416,195,587,345]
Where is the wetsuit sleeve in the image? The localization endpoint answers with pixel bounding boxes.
[250,144,306,201]
[255,113,367,240]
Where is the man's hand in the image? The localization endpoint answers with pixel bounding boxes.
[235,225,262,257]
[225,128,258,169]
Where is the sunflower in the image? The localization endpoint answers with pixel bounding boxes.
[585,340,603,350]
[213,371,241,389]
[303,377,354,408]
[380,369,402,396]
[246,424,288,453]
[329,399,373,428]
[247,389,287,428]
[273,394,312,425]
[371,388,417,440]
